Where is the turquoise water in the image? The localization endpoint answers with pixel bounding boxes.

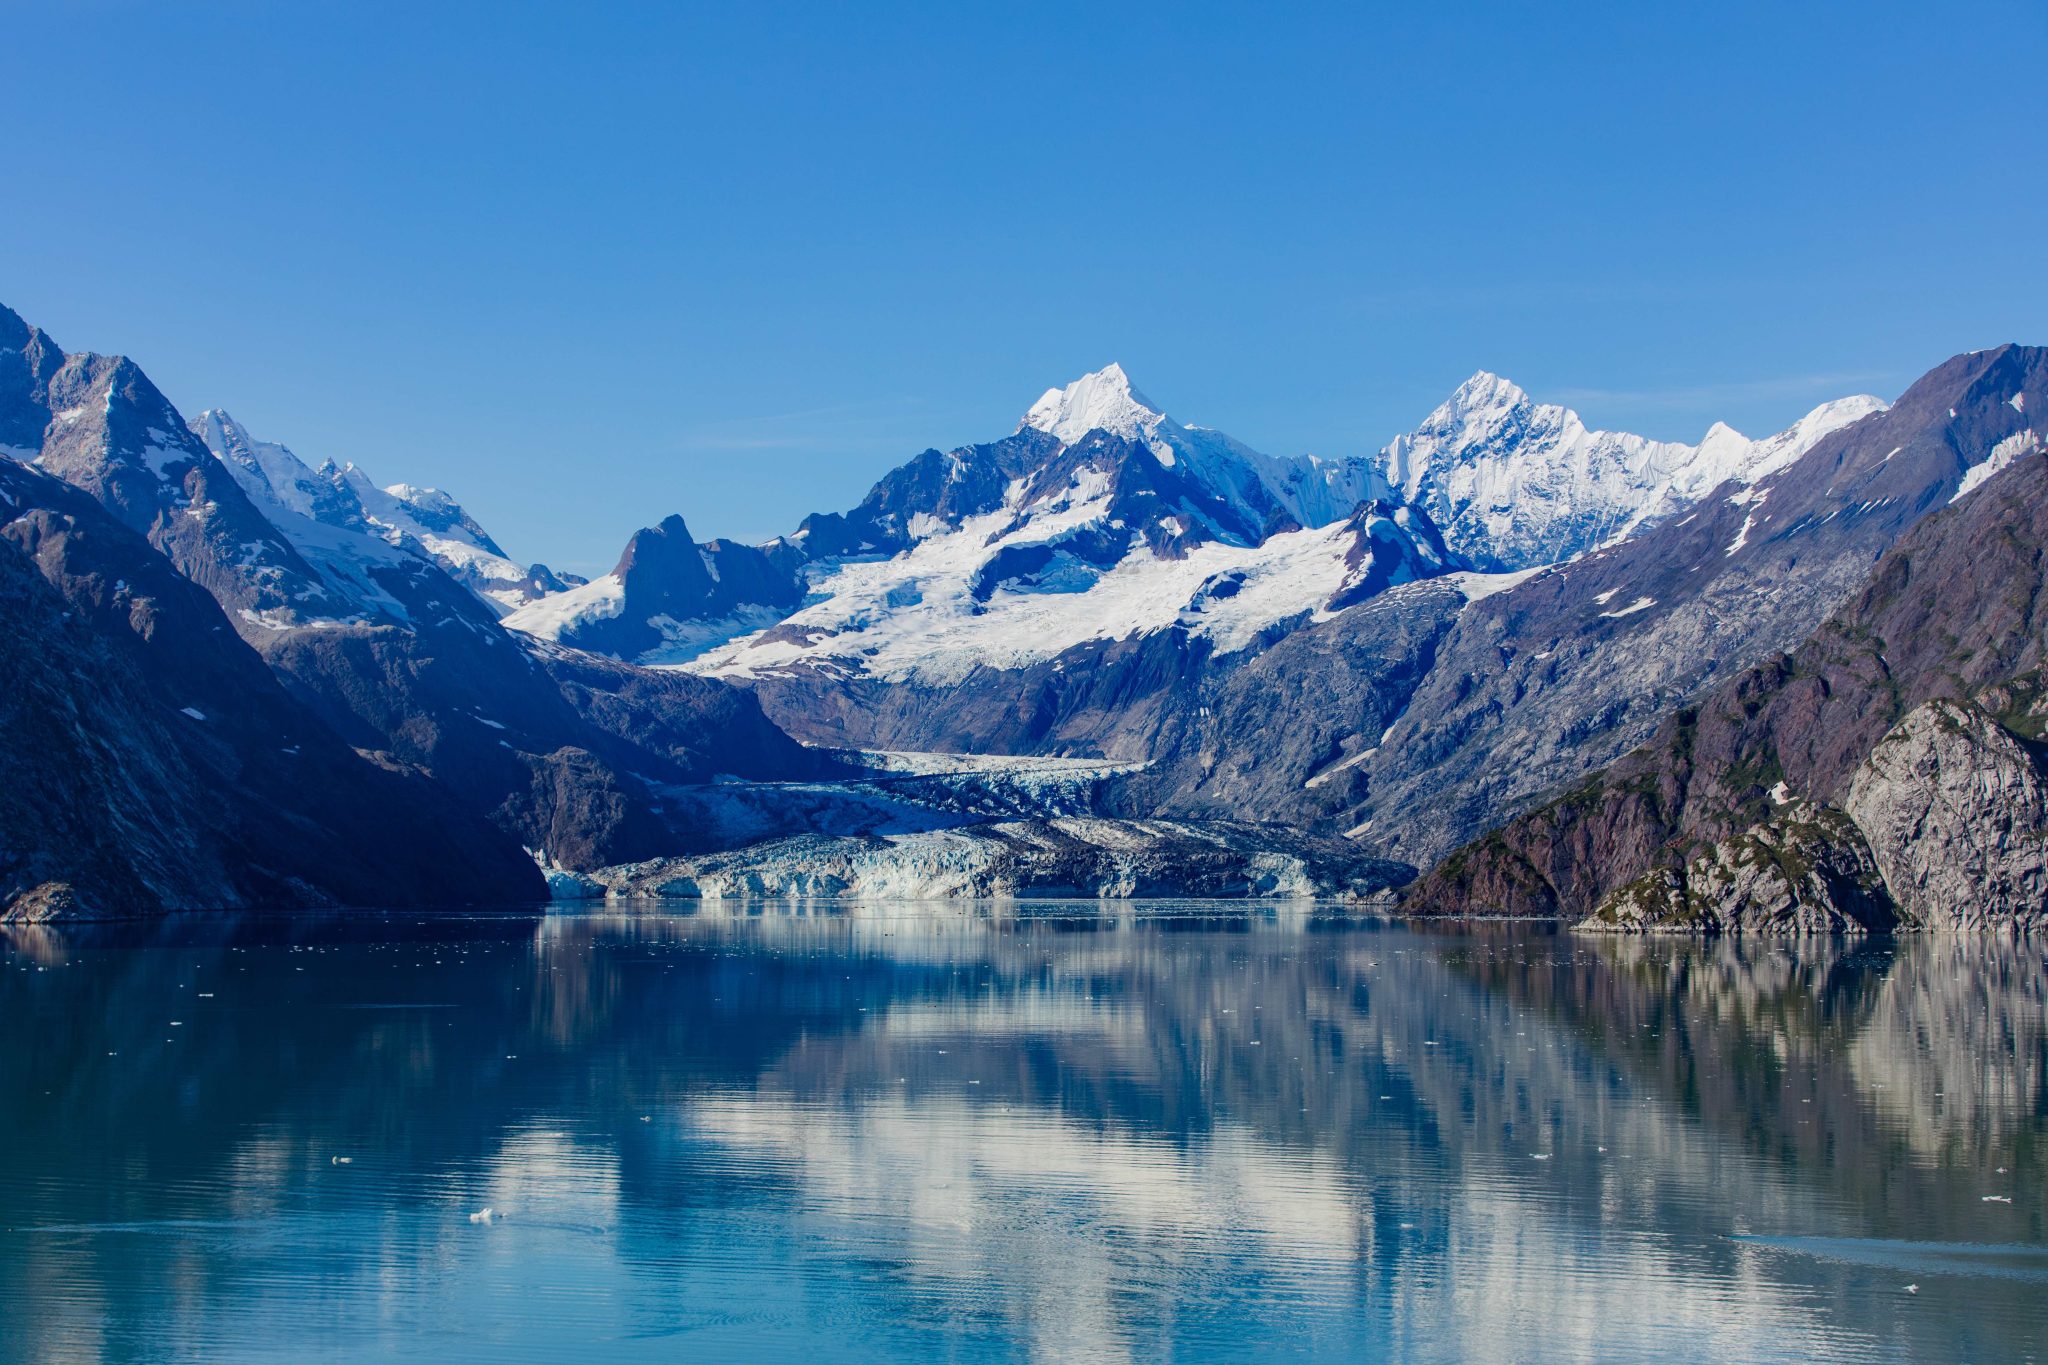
[1,908,2042,1362]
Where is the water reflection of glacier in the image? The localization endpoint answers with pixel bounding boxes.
[0,909,2042,1363]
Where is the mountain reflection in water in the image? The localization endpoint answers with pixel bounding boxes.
[1,907,2042,1363]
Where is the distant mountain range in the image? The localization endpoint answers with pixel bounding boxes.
[3,298,2042,928]
[504,361,1881,682]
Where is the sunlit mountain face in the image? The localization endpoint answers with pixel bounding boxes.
[2,911,2041,1363]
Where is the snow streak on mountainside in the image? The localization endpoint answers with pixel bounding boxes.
[1377,372,1888,571]
[191,410,566,614]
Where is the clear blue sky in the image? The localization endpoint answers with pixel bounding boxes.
[5,2,2044,573]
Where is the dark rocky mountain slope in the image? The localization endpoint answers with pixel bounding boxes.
[1412,380,2048,930]
[0,303,833,879]
[0,458,543,919]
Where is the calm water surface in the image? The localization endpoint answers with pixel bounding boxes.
[1,907,2043,1363]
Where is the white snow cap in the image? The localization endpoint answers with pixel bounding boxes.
[1021,363,1172,445]
[1374,370,1889,570]
[1444,370,1530,416]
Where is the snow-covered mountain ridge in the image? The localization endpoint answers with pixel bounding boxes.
[509,365,1467,682]
[1376,372,1889,571]
[12,288,2045,927]
[0,316,1892,690]
[1018,362,1887,572]
[1016,362,1390,534]
[191,409,571,616]
[507,362,1885,686]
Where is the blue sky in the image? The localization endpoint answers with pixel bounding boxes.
[5,1,2044,573]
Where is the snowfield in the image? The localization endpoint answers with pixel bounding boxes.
[686,496,1435,684]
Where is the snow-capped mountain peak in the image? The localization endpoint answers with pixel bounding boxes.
[1373,377,1887,571]
[1444,370,1531,419]
[1014,364,1388,535]
[506,362,1890,688]
[1020,363,1174,447]
[1741,394,1891,481]
[193,408,362,526]
[512,363,1456,675]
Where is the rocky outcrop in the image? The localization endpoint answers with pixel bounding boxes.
[1843,699,2048,929]
[579,818,1414,903]
[1582,803,1893,934]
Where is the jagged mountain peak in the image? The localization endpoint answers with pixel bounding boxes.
[383,481,460,514]
[1444,370,1532,415]
[0,301,41,351]
[189,406,358,526]
[1020,363,1173,445]
[192,406,246,440]
[614,514,697,577]
[184,408,545,614]
[1378,372,1889,572]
